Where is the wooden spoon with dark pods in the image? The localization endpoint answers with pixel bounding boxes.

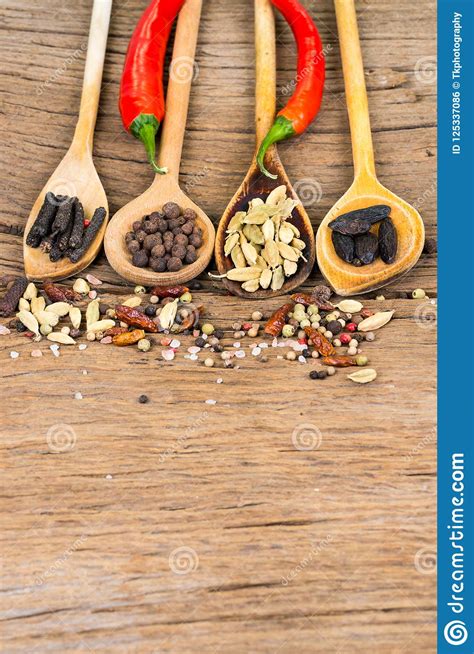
[213,0,315,299]
[315,0,425,296]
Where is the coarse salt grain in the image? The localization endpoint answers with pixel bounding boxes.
[233,342,241,348]
[189,354,198,361]
[105,474,113,480]
[258,343,268,349]
[100,336,112,344]
[235,350,245,358]
[252,347,262,356]
[188,346,200,354]
[216,378,223,384]
[298,356,307,364]
[170,339,181,349]
[74,392,83,400]
[31,349,42,358]
[50,345,60,357]
[162,349,175,361]
[10,351,19,359]
[78,344,87,351]
[206,399,217,405]
[0,325,11,335]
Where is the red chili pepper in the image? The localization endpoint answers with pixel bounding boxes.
[257,0,325,178]
[119,0,185,174]
[264,302,294,336]
[149,285,189,298]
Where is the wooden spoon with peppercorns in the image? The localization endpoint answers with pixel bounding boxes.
[315,0,424,296]
[104,0,215,286]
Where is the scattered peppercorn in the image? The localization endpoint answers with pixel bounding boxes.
[138,394,149,404]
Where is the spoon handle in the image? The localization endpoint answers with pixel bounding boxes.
[158,0,203,179]
[255,0,277,148]
[334,0,376,179]
[73,0,113,153]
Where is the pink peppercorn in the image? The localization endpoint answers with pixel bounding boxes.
[339,333,351,345]
[243,322,252,330]
[161,337,172,346]
[298,338,307,345]
[346,322,357,332]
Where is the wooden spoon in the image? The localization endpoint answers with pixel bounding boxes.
[214,0,315,299]
[104,0,215,287]
[315,0,424,296]
[23,0,112,281]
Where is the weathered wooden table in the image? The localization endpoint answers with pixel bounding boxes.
[0,1,436,651]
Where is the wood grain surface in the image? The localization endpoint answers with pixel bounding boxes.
[0,1,437,652]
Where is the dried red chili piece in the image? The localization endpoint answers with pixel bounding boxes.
[304,326,335,356]
[104,326,128,337]
[43,281,79,302]
[113,329,146,346]
[291,293,334,311]
[149,285,189,299]
[264,302,294,337]
[0,277,28,317]
[115,305,158,332]
[321,355,357,367]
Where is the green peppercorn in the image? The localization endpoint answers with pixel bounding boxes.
[282,324,295,338]
[180,291,193,303]
[412,288,426,299]
[356,355,368,366]
[137,339,151,352]
[201,323,215,335]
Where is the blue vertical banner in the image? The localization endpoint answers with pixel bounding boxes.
[438,1,473,652]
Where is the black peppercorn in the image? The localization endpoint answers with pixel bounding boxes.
[309,370,319,380]
[318,370,328,379]
[214,329,224,339]
[327,320,342,335]
[138,394,149,404]
[145,305,157,317]
[195,337,206,347]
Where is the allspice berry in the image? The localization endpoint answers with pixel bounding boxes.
[163,202,180,220]
[167,257,182,272]
[132,250,149,268]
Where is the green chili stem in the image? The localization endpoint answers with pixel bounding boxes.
[130,114,168,175]
[256,115,296,178]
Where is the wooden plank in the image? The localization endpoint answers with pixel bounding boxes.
[0,0,436,651]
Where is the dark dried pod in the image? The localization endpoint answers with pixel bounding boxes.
[329,205,391,235]
[69,198,85,249]
[69,207,106,263]
[355,233,378,265]
[0,277,28,317]
[378,217,398,264]
[26,192,59,247]
[52,196,75,234]
[331,231,355,263]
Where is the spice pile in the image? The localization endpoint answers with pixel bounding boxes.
[0,274,408,385]
[26,192,106,264]
[217,185,307,293]
[330,204,398,266]
[126,202,203,272]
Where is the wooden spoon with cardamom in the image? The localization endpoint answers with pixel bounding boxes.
[315,0,424,296]
[213,0,315,299]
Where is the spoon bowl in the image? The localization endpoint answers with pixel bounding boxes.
[105,0,214,287]
[317,177,424,296]
[214,0,315,299]
[23,0,112,282]
[316,0,424,296]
